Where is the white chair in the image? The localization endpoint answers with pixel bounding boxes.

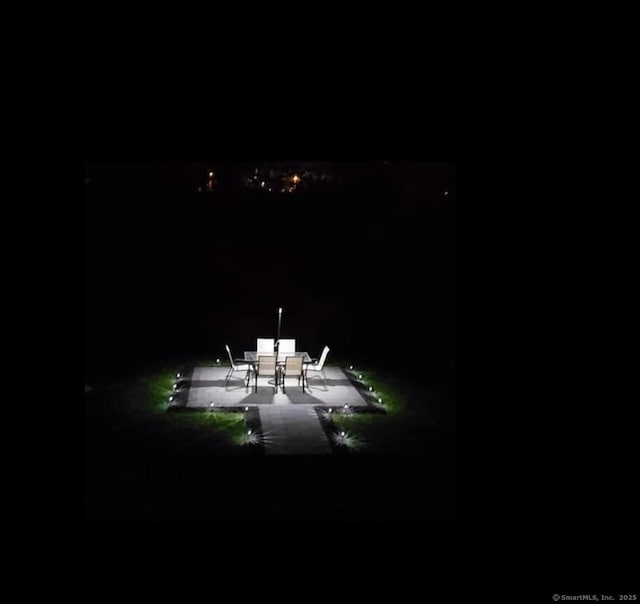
[281,356,304,394]
[257,338,275,355]
[255,355,277,393]
[224,345,253,387]
[304,346,330,389]
[277,339,296,354]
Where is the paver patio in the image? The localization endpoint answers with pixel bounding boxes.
[181,366,369,454]
[185,366,368,408]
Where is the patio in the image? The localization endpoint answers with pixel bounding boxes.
[182,366,370,408]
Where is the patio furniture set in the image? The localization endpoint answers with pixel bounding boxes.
[224,339,330,393]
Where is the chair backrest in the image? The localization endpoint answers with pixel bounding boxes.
[278,339,296,353]
[225,344,236,369]
[257,338,274,354]
[258,355,276,375]
[283,356,303,375]
[315,346,330,370]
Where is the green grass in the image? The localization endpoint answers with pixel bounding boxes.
[326,362,450,456]
[87,358,247,453]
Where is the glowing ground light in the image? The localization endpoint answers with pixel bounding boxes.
[369,386,373,391]
[328,407,332,413]
[245,406,249,411]
[344,404,348,409]
[358,374,362,379]
[210,403,215,407]
[340,431,345,437]
[209,172,213,177]
[169,396,174,401]
[177,372,180,378]
[378,398,382,403]
[349,365,353,370]
[216,359,220,363]
[444,191,449,195]
[173,384,177,389]
[247,430,252,435]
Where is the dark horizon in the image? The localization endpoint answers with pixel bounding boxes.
[85,161,456,398]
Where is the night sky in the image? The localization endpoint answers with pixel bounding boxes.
[84,161,456,396]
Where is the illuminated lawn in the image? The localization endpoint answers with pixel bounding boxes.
[327,366,451,456]
[85,359,249,455]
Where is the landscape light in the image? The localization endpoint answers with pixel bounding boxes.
[209,171,213,177]
[247,430,252,435]
[216,359,220,363]
[344,404,348,409]
[378,398,382,403]
[369,386,373,391]
[358,374,362,379]
[173,384,177,389]
[444,191,448,195]
[177,372,180,378]
[245,406,249,411]
[210,403,215,407]
[340,431,345,437]
[328,407,332,413]
[169,396,174,402]
[349,365,353,370]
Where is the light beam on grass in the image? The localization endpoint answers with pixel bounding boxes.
[333,430,365,450]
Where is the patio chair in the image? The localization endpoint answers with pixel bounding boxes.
[304,345,330,389]
[280,355,304,394]
[277,339,296,354]
[257,338,275,355]
[255,355,278,393]
[224,344,253,387]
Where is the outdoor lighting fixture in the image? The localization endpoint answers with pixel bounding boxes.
[210,403,215,407]
[349,365,353,370]
[173,384,177,389]
[292,175,300,183]
[444,191,449,195]
[340,431,345,437]
[378,398,382,404]
[247,430,252,435]
[177,372,180,378]
[369,386,373,391]
[169,396,174,402]
[209,171,213,177]
[216,359,220,364]
[277,307,283,343]
[245,406,249,411]
[358,374,362,379]
[344,404,348,409]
